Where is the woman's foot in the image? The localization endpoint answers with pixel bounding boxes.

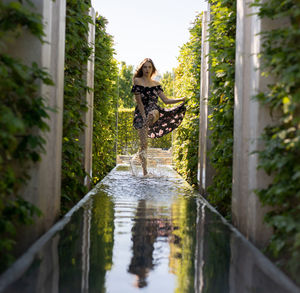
[143,172,155,178]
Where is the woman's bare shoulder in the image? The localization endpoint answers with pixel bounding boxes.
[133,77,143,85]
[153,80,161,86]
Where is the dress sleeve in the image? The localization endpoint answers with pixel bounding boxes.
[131,85,141,94]
[157,85,164,94]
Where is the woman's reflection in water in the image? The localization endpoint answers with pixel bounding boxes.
[128,200,172,288]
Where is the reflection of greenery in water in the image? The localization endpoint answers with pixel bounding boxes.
[202,212,230,293]
[169,196,230,293]
[58,209,84,291]
[57,193,115,292]
[89,191,115,292]
[170,196,197,293]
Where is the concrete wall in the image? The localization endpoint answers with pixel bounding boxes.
[229,232,300,293]
[4,1,97,256]
[232,0,286,247]
[4,0,66,254]
[2,235,60,293]
[198,9,214,194]
[80,8,96,189]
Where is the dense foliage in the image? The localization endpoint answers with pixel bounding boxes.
[160,71,174,98]
[61,0,93,211]
[0,0,52,270]
[92,15,118,183]
[172,13,202,186]
[149,133,172,149]
[206,0,236,216]
[118,61,134,108]
[157,71,175,113]
[117,108,139,155]
[252,0,300,281]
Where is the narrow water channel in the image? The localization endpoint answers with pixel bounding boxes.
[0,165,298,293]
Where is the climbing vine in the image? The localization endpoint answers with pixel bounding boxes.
[206,0,236,216]
[173,13,202,186]
[0,1,52,270]
[92,15,118,184]
[252,0,300,282]
[61,0,93,212]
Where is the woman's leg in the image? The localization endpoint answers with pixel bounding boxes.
[138,127,148,176]
[138,110,159,176]
[147,110,159,126]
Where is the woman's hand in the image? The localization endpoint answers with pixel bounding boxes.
[159,91,186,105]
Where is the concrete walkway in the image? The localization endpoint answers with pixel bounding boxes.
[117,148,173,166]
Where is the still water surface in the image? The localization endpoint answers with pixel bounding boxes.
[1,165,298,293]
[84,165,209,292]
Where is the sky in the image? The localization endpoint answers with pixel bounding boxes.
[91,0,208,74]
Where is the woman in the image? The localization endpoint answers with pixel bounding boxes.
[131,58,186,176]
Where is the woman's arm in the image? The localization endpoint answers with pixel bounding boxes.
[135,93,146,120]
[158,91,186,105]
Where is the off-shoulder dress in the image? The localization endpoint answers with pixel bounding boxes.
[131,84,186,138]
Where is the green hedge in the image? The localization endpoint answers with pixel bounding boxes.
[206,0,236,217]
[172,13,202,186]
[117,108,139,155]
[0,1,52,271]
[252,0,300,282]
[61,0,93,212]
[149,133,172,149]
[92,15,118,184]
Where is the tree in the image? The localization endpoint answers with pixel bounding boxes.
[118,61,134,108]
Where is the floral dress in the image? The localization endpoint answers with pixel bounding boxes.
[131,84,186,138]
